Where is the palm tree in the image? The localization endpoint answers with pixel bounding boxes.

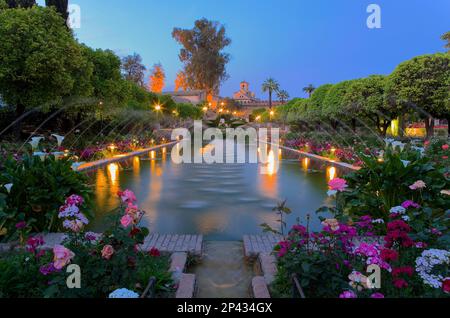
[303,84,316,98]
[277,90,290,104]
[262,78,280,109]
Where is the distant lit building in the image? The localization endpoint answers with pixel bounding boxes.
[233,81,259,105]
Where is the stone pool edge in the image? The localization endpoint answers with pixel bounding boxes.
[76,141,179,173]
[260,140,361,174]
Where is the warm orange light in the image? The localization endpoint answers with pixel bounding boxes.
[154,104,162,111]
[269,111,275,117]
[255,116,261,121]
[108,144,116,152]
[302,158,310,170]
[203,106,208,112]
[107,163,119,184]
[331,147,337,154]
[219,108,223,113]
[150,151,156,159]
[327,166,337,181]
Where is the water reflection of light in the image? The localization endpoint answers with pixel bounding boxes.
[133,157,140,177]
[258,149,278,198]
[196,213,228,234]
[150,151,156,159]
[267,150,276,176]
[278,148,282,160]
[302,158,310,171]
[327,166,337,181]
[108,163,119,185]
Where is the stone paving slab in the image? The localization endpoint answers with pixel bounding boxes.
[258,253,277,285]
[252,276,271,298]
[243,234,283,258]
[176,274,196,298]
[141,234,203,256]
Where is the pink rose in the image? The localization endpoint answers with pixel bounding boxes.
[409,180,426,190]
[101,245,115,260]
[118,189,137,204]
[120,214,134,228]
[442,144,449,151]
[328,178,348,192]
[53,245,75,270]
[339,290,357,298]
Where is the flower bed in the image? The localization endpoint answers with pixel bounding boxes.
[270,147,449,298]
[0,190,175,298]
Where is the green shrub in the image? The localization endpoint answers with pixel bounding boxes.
[0,154,92,241]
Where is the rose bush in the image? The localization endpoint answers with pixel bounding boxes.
[0,190,174,298]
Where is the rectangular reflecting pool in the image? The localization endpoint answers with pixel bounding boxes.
[89,141,333,240]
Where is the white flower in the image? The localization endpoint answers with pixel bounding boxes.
[391,141,406,152]
[108,288,140,298]
[327,190,337,197]
[402,215,410,222]
[29,137,44,151]
[390,206,406,215]
[4,183,13,193]
[372,218,384,224]
[401,160,410,167]
[415,249,450,289]
[51,134,65,147]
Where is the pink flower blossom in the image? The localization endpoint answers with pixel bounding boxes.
[53,245,75,270]
[120,214,134,228]
[370,293,385,298]
[15,221,27,229]
[118,189,137,204]
[401,200,420,209]
[339,290,357,298]
[409,180,426,190]
[101,245,115,260]
[442,144,449,151]
[328,178,348,192]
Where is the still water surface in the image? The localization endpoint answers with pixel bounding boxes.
[89,141,331,240]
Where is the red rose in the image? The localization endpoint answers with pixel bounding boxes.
[393,278,408,289]
[149,247,160,257]
[443,278,450,294]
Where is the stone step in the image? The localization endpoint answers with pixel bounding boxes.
[176,274,196,298]
[243,234,282,258]
[141,234,203,257]
[251,276,271,298]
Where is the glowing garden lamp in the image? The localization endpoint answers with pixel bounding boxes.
[255,115,261,121]
[219,108,224,113]
[269,110,275,118]
[108,144,117,153]
[203,106,208,112]
[154,104,162,111]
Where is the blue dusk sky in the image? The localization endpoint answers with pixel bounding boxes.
[38,0,450,99]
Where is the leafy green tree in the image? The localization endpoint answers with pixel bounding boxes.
[83,46,122,103]
[262,78,280,109]
[308,84,333,124]
[387,53,450,138]
[303,84,316,97]
[442,31,450,52]
[6,0,35,8]
[322,81,353,129]
[121,53,146,87]
[0,0,8,9]
[45,0,68,25]
[277,90,290,103]
[172,18,231,96]
[0,6,91,139]
[343,75,397,135]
